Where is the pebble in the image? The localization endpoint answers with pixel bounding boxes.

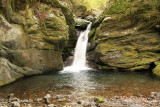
[28,99,33,103]
[48,104,54,107]
[21,99,29,103]
[11,101,20,107]
[35,98,42,102]
[9,93,14,99]
[83,101,92,107]
[58,98,66,102]
[0,99,5,102]
[44,94,52,99]
[44,94,52,104]
[77,100,82,104]
[150,92,157,99]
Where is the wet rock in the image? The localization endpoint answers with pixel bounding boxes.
[44,94,51,104]
[8,94,20,103]
[0,99,5,102]
[35,98,43,103]
[150,92,157,99]
[11,101,20,107]
[44,94,52,99]
[77,100,82,104]
[27,104,32,107]
[8,93,14,100]
[75,18,90,30]
[28,99,33,103]
[47,104,54,107]
[156,92,160,98]
[56,95,63,99]
[85,15,95,21]
[58,98,66,102]
[20,99,29,103]
[83,101,92,107]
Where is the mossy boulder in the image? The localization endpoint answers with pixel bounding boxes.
[153,64,160,77]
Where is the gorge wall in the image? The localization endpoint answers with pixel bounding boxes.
[0,0,77,86]
[88,0,160,74]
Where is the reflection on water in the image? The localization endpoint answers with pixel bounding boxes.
[0,70,160,98]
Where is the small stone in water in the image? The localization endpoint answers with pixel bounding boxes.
[11,101,20,107]
[0,99,4,102]
[48,104,54,107]
[20,99,29,103]
[77,100,82,104]
[58,98,66,102]
[28,99,33,103]
[150,92,157,99]
[35,98,43,102]
[9,93,14,99]
[44,94,52,99]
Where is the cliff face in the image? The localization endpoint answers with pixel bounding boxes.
[0,0,77,86]
[88,0,160,74]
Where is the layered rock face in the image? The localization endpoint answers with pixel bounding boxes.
[0,0,76,86]
[88,0,160,74]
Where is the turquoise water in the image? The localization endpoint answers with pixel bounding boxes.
[0,70,160,98]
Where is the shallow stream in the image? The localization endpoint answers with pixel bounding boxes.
[0,70,160,99]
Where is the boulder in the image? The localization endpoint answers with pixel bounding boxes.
[0,57,23,86]
[75,18,90,30]
[8,49,63,71]
[153,64,160,77]
[0,15,28,49]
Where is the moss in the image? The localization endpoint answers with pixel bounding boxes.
[129,65,150,71]
[89,28,96,41]
[153,64,160,77]
[98,65,117,70]
[41,0,76,45]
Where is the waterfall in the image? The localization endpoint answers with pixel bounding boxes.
[62,22,92,72]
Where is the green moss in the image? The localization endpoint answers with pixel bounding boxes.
[98,65,117,70]
[89,28,96,41]
[153,65,160,77]
[48,49,54,52]
[120,58,130,62]
[129,65,150,71]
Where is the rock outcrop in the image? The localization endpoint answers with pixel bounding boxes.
[88,0,160,73]
[0,0,76,86]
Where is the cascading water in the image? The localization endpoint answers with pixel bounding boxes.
[62,22,92,72]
